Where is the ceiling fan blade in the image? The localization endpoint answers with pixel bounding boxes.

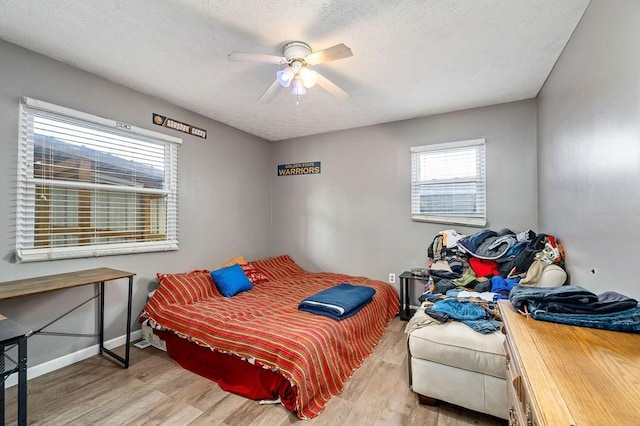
[228,51,286,65]
[316,73,349,100]
[304,43,353,65]
[258,79,281,103]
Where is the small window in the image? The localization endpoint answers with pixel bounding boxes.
[410,139,486,226]
[17,97,181,262]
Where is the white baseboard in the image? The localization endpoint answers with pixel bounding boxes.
[5,330,142,388]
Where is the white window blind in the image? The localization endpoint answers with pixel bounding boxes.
[17,97,181,262]
[410,139,486,226]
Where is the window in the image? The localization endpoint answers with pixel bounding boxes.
[17,97,181,262]
[410,138,486,226]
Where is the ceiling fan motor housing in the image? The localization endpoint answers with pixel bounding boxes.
[283,41,312,62]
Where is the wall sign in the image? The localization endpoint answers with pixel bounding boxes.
[277,161,321,176]
[153,113,207,139]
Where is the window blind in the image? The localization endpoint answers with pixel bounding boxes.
[17,97,181,262]
[410,139,486,226]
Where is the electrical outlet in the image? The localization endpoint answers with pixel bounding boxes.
[388,273,396,284]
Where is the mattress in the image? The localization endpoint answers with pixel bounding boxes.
[142,256,399,419]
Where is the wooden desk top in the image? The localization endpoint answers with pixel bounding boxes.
[499,300,640,425]
[0,268,135,301]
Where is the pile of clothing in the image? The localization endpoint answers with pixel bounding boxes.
[419,228,569,334]
[424,228,567,298]
[418,228,639,334]
[420,294,502,334]
[509,285,640,333]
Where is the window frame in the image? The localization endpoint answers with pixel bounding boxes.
[17,97,181,262]
[410,138,487,227]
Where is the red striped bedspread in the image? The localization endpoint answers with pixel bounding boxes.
[143,268,399,419]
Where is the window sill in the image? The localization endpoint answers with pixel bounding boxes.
[16,241,178,262]
[411,215,487,228]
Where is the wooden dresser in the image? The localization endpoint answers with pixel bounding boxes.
[498,300,640,425]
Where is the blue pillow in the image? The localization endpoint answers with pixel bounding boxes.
[210,263,253,297]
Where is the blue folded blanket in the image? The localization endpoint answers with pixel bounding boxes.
[298,283,376,321]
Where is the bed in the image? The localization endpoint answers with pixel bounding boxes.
[141,255,399,419]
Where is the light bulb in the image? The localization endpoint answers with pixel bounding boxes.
[276,68,294,87]
[299,68,318,88]
[291,78,306,95]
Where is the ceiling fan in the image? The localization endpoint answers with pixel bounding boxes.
[228,41,353,103]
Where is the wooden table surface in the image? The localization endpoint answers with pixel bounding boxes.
[499,300,640,425]
[0,268,135,301]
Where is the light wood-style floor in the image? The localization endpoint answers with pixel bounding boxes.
[5,317,505,425]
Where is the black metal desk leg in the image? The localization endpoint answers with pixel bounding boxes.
[124,276,133,368]
[0,346,4,426]
[99,281,105,355]
[17,336,27,426]
[99,277,132,369]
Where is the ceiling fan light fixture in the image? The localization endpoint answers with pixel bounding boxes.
[291,77,306,95]
[276,68,294,87]
[299,68,318,88]
[228,41,353,103]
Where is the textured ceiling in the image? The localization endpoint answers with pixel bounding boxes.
[0,0,589,141]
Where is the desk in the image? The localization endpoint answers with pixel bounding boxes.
[0,314,29,426]
[0,268,136,368]
[398,271,429,320]
[499,300,640,425]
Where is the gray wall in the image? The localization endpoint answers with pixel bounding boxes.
[0,40,272,365]
[271,99,538,301]
[537,0,640,298]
